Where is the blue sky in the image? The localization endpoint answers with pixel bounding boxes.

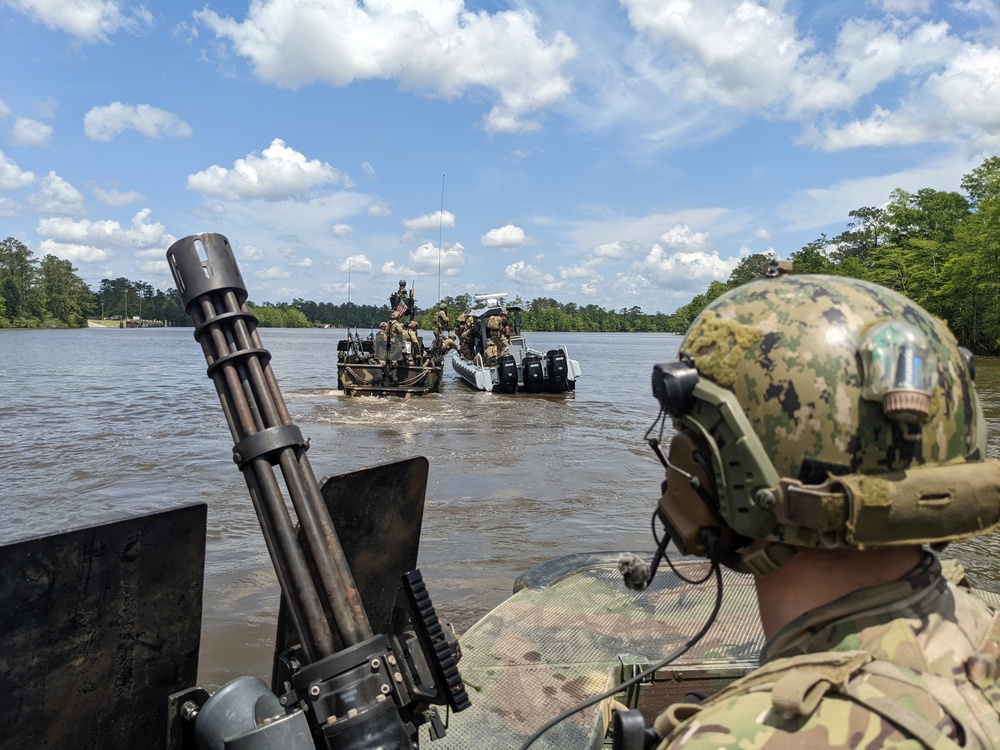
[1,0,998,313]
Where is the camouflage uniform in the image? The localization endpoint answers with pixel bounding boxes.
[632,272,1000,749]
[387,313,405,362]
[486,313,509,365]
[405,321,421,365]
[460,316,478,360]
[433,304,450,339]
[655,554,1000,748]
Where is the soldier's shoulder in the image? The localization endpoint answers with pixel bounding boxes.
[656,686,899,749]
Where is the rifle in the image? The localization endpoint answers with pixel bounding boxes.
[165,233,468,749]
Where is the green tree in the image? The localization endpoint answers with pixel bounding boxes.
[39,255,92,326]
[727,252,778,287]
[0,237,45,322]
[788,238,837,275]
[828,206,887,273]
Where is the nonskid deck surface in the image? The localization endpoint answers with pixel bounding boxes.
[437,553,763,750]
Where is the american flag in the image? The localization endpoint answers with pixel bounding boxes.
[395,300,409,317]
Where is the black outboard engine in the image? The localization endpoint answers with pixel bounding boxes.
[522,354,543,393]
[546,349,569,392]
[496,354,518,393]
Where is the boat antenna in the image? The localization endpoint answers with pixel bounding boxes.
[437,173,445,304]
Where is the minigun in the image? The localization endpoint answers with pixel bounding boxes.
[165,233,469,750]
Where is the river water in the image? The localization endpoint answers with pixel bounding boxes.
[3,326,1000,685]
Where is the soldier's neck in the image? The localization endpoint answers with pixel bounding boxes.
[752,545,924,638]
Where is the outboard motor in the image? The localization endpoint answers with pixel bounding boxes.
[496,354,518,393]
[546,349,569,392]
[522,354,543,393]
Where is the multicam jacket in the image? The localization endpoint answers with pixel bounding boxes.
[656,555,1000,749]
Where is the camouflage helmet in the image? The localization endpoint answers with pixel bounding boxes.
[390,311,399,320]
[409,321,419,329]
[379,321,387,330]
[650,273,1000,572]
[439,303,447,310]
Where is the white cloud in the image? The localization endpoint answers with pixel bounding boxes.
[6,0,152,42]
[331,223,353,237]
[195,0,576,133]
[368,203,391,217]
[0,150,36,191]
[187,138,348,200]
[623,0,807,111]
[381,241,464,277]
[289,257,313,268]
[36,208,170,249]
[622,223,738,292]
[505,259,555,284]
[29,172,84,215]
[403,210,455,233]
[618,1,998,152]
[0,197,20,218]
[92,186,144,206]
[339,254,373,273]
[240,244,266,262]
[255,266,293,280]
[10,117,52,147]
[37,239,110,262]
[752,227,772,241]
[362,161,377,179]
[0,99,9,120]
[481,223,527,249]
[84,103,192,142]
[591,240,628,260]
[559,264,603,281]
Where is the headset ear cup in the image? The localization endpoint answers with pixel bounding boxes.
[657,429,731,557]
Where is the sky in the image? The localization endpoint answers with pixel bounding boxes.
[1,0,999,314]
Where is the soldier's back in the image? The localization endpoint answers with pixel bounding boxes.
[657,578,1000,749]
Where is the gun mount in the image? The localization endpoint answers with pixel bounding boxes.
[165,233,468,749]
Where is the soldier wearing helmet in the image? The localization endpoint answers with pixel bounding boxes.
[637,270,1000,748]
[433,303,450,341]
[405,320,421,365]
[386,312,405,362]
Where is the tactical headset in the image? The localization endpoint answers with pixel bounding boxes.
[646,355,1000,577]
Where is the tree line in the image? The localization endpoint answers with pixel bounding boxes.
[3,155,999,352]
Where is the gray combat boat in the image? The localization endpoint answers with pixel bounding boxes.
[451,293,581,393]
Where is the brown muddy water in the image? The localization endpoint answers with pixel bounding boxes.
[3,326,999,685]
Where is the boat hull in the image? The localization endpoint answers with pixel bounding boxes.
[337,360,442,397]
[451,343,581,393]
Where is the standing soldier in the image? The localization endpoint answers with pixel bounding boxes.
[460,315,477,360]
[406,320,421,365]
[387,311,405,362]
[374,321,388,363]
[623,271,1000,749]
[433,303,450,340]
[390,279,409,317]
[486,311,507,364]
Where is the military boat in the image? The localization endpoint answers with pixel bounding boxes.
[336,279,444,397]
[8,234,997,750]
[336,329,443,397]
[451,293,581,394]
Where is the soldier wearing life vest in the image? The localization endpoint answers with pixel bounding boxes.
[630,269,1000,749]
